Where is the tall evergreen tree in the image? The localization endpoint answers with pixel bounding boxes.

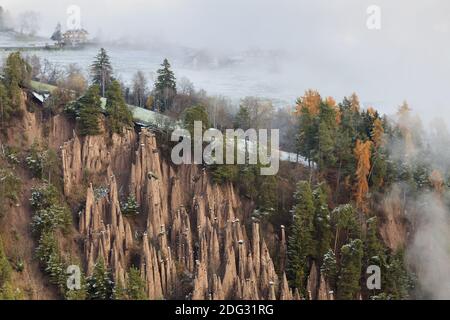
[337,239,363,300]
[234,105,251,130]
[315,101,338,171]
[183,105,209,136]
[78,85,103,136]
[4,52,32,105]
[287,181,316,294]
[154,58,176,112]
[126,267,147,300]
[90,48,114,97]
[257,175,278,214]
[105,80,133,134]
[87,257,114,300]
[51,22,62,44]
[313,184,332,262]
[0,82,12,128]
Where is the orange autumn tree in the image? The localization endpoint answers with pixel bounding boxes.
[354,139,373,213]
[326,96,342,124]
[371,118,384,149]
[349,93,360,112]
[295,89,321,116]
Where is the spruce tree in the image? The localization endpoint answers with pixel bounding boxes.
[257,175,278,215]
[121,194,139,216]
[87,257,114,300]
[51,22,62,44]
[4,52,32,106]
[78,85,103,136]
[313,184,332,262]
[321,248,338,291]
[154,58,176,112]
[105,80,133,134]
[234,105,251,130]
[315,102,338,170]
[90,48,114,97]
[331,204,361,249]
[183,105,209,136]
[287,181,316,293]
[337,239,363,300]
[0,82,12,128]
[126,267,147,300]
[297,105,316,165]
[364,217,385,267]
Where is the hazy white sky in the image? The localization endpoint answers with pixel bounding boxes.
[3,0,450,123]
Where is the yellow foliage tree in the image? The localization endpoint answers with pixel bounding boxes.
[349,93,360,112]
[354,139,372,213]
[295,89,321,116]
[371,118,384,148]
[326,96,341,124]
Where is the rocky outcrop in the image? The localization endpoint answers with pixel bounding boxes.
[62,128,289,299]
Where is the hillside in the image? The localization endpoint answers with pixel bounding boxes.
[1,50,441,301]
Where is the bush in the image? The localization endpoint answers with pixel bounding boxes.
[31,205,71,235]
[35,231,65,286]
[30,184,59,211]
[25,144,59,182]
[121,194,139,216]
[0,168,22,213]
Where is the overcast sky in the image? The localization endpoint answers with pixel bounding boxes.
[3,0,450,124]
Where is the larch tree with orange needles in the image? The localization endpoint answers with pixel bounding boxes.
[354,139,372,213]
[295,89,321,116]
[371,118,384,149]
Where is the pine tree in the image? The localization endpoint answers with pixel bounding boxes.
[337,239,363,300]
[297,104,316,165]
[78,85,103,136]
[313,184,332,261]
[90,48,114,97]
[183,105,209,136]
[154,58,176,112]
[105,80,133,134]
[126,267,147,300]
[364,217,385,267]
[234,105,251,130]
[296,90,321,165]
[380,250,413,300]
[287,181,316,293]
[51,22,62,44]
[315,101,338,170]
[121,194,139,216]
[0,82,12,128]
[321,249,338,290]
[87,257,114,300]
[4,52,32,106]
[256,175,278,215]
[332,204,361,251]
[0,236,12,287]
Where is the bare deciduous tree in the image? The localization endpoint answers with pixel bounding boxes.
[132,71,148,108]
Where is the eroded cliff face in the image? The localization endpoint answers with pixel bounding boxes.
[61,128,300,300]
[2,96,410,300]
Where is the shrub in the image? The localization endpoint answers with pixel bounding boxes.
[0,168,22,214]
[31,205,70,235]
[30,184,59,211]
[121,194,139,216]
